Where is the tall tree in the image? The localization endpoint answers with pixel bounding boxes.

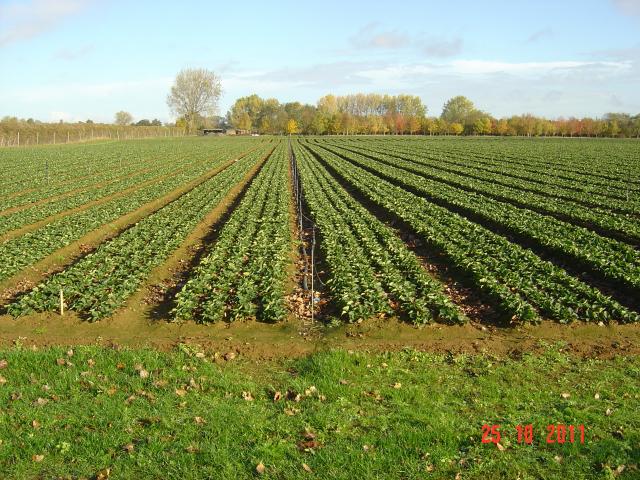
[440,96,476,124]
[114,111,133,126]
[167,68,222,134]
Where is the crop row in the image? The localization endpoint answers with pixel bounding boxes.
[173,142,291,323]
[340,139,639,211]
[321,140,640,244]
[294,143,464,324]
[318,142,640,294]
[352,137,640,193]
[6,145,272,320]
[416,137,640,183]
[0,137,259,204]
[303,141,639,323]
[0,143,262,284]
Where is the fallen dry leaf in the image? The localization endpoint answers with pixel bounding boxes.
[284,408,299,416]
[32,454,44,462]
[138,369,149,379]
[87,359,96,368]
[116,363,125,370]
[302,463,312,473]
[606,408,613,416]
[298,440,321,451]
[31,420,40,429]
[123,443,135,453]
[194,416,206,425]
[0,376,6,385]
[594,393,600,400]
[224,352,236,361]
[339,379,348,385]
[393,382,402,389]
[496,442,505,451]
[66,349,74,357]
[34,397,48,406]
[273,391,282,402]
[175,389,187,397]
[242,391,254,401]
[561,392,570,399]
[256,462,265,474]
[56,358,66,366]
[0,359,8,369]
[95,467,111,479]
[185,445,200,453]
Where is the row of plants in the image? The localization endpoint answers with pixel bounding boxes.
[349,136,639,194]
[295,143,464,324]
[304,141,639,324]
[0,142,262,284]
[320,143,640,294]
[323,140,640,244]
[6,145,273,320]
[0,138,258,207]
[402,136,640,185]
[173,142,292,323]
[343,139,638,212]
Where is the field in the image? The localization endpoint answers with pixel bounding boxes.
[0,136,638,327]
[0,136,639,478]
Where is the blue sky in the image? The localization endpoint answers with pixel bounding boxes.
[1,0,639,123]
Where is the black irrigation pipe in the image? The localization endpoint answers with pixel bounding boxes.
[289,136,318,322]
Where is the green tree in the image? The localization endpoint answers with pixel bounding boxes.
[441,96,476,124]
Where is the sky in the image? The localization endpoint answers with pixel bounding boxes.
[1,0,639,123]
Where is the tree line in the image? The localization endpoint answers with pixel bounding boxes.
[224,93,640,138]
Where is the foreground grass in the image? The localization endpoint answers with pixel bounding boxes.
[0,344,637,479]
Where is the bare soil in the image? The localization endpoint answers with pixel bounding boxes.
[0,310,638,360]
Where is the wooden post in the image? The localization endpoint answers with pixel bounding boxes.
[67,131,70,143]
[36,132,39,145]
[59,289,64,316]
[53,132,56,144]
[17,131,20,146]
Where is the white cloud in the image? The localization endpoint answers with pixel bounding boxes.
[3,78,173,103]
[421,37,463,58]
[612,0,640,16]
[0,0,91,47]
[449,59,632,76]
[350,23,410,50]
[347,24,462,58]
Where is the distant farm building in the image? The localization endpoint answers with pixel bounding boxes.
[201,128,225,136]
[200,128,252,136]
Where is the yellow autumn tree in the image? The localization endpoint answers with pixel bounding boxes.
[286,119,299,134]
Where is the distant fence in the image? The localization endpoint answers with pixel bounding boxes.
[0,126,188,148]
